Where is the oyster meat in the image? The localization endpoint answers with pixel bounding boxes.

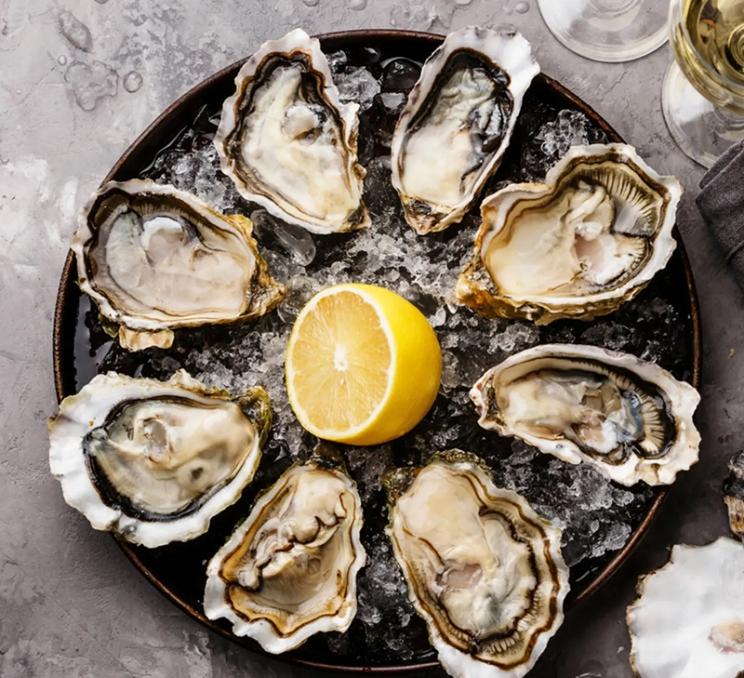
[48,371,270,547]
[391,26,539,234]
[725,451,744,540]
[215,28,369,234]
[627,538,744,678]
[203,461,365,653]
[471,344,700,487]
[386,451,568,678]
[73,179,284,351]
[457,144,682,323]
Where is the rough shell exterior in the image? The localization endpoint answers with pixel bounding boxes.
[627,538,744,678]
[724,451,744,540]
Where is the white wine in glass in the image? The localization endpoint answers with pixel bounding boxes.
[663,0,744,167]
[537,0,669,62]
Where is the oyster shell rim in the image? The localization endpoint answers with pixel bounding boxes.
[48,370,271,548]
[203,460,367,654]
[72,178,286,349]
[470,343,701,487]
[456,143,683,323]
[391,25,540,235]
[214,28,370,235]
[386,450,570,678]
[626,537,744,678]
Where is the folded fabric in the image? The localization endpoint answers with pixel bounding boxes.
[696,140,744,286]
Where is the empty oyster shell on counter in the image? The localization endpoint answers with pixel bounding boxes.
[471,344,700,487]
[386,451,568,678]
[204,460,365,653]
[457,144,682,323]
[48,371,271,548]
[73,179,284,351]
[391,25,539,234]
[215,28,369,234]
[725,451,744,540]
[627,538,744,678]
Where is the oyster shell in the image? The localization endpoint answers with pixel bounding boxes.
[48,371,270,548]
[724,451,744,540]
[457,144,682,323]
[391,26,539,234]
[386,451,568,678]
[73,179,284,351]
[215,29,369,234]
[627,538,744,678]
[203,460,365,653]
[471,344,700,487]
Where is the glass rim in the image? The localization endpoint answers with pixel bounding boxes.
[671,0,744,92]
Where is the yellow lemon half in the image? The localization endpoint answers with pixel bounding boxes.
[285,283,442,446]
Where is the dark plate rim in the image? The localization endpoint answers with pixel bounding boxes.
[52,28,703,674]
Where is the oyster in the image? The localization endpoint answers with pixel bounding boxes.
[457,144,682,323]
[724,451,744,540]
[215,29,369,235]
[203,460,365,653]
[391,26,539,234]
[73,179,284,351]
[386,451,568,678]
[48,371,270,548]
[627,538,744,678]
[471,344,700,487]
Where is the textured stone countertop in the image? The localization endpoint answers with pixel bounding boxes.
[0,0,738,676]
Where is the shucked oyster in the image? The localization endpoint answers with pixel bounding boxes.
[48,371,270,548]
[73,179,284,351]
[724,451,744,540]
[391,26,539,234]
[457,144,682,323]
[386,451,568,678]
[215,29,369,234]
[471,344,700,487]
[204,460,365,653]
[627,538,744,678]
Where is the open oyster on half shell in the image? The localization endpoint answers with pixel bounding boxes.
[725,451,744,540]
[391,26,539,234]
[215,29,369,234]
[457,144,682,323]
[471,344,700,487]
[204,459,365,653]
[627,538,744,678]
[386,451,568,678]
[48,371,271,548]
[73,179,284,351]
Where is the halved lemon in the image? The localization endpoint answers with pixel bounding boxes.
[285,283,442,446]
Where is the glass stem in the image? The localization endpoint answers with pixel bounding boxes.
[712,106,744,131]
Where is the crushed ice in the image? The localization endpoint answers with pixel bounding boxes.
[78,46,693,664]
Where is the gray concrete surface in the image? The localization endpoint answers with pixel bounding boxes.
[0,0,738,676]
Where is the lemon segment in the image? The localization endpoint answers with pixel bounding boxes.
[285,283,442,445]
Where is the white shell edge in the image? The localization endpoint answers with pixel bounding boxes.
[71,178,258,333]
[203,463,367,654]
[391,25,541,234]
[470,343,701,487]
[214,28,368,235]
[48,370,264,548]
[476,143,683,310]
[389,456,569,678]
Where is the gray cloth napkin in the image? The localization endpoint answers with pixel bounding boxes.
[697,140,744,283]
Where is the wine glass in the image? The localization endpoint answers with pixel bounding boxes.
[662,0,744,167]
[537,0,669,62]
